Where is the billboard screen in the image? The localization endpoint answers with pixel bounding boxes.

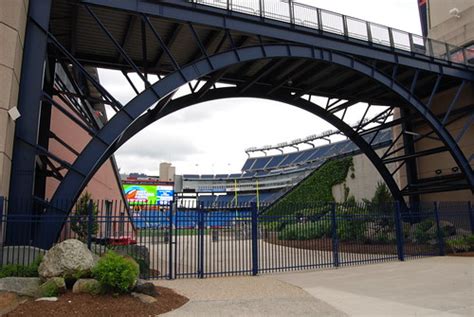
[157,185,174,205]
[123,184,158,205]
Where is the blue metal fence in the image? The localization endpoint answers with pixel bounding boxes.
[0,198,472,279]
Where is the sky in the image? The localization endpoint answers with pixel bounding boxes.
[98,0,422,176]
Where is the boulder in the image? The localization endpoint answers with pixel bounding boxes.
[72,279,101,295]
[0,277,41,297]
[0,292,26,315]
[134,281,158,297]
[39,277,66,297]
[38,239,95,279]
[131,292,157,304]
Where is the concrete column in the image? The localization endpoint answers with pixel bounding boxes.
[0,1,29,198]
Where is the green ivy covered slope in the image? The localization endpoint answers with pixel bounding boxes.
[265,157,353,216]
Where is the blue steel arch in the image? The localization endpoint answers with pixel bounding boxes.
[38,44,474,247]
[114,86,405,202]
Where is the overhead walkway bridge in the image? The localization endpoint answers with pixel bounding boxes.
[8,0,474,247]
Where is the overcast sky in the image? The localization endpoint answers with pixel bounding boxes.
[99,0,422,176]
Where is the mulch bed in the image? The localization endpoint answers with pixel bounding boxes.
[6,286,188,317]
[266,238,438,256]
[447,251,474,257]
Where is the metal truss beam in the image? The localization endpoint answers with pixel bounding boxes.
[81,0,474,80]
[37,43,473,248]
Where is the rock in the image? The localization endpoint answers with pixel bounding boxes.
[0,292,24,315]
[134,282,158,297]
[131,292,157,304]
[39,277,66,297]
[72,279,101,295]
[0,277,41,297]
[38,239,95,279]
[35,297,58,302]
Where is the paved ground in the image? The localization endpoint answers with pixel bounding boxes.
[277,257,474,316]
[157,256,473,316]
[158,276,345,316]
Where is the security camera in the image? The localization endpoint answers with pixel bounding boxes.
[449,8,461,18]
[7,107,21,121]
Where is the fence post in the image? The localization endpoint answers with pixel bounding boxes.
[168,201,174,280]
[331,202,339,268]
[251,202,259,276]
[0,197,4,219]
[288,0,294,24]
[198,202,205,279]
[468,201,474,234]
[87,200,94,250]
[434,202,445,256]
[342,15,348,37]
[394,201,405,261]
[317,8,323,32]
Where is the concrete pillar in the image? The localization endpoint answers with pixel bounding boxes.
[0,0,29,198]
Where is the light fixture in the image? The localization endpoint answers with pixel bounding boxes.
[449,8,461,18]
[7,107,21,121]
[435,169,442,175]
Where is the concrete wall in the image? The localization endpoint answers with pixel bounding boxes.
[428,0,473,33]
[428,4,474,47]
[0,0,28,198]
[332,149,395,203]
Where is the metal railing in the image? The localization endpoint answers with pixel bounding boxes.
[0,198,472,279]
[190,0,474,66]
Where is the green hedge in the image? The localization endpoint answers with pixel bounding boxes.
[278,221,331,240]
[0,256,42,278]
[266,157,353,216]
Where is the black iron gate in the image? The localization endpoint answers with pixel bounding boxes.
[0,198,472,279]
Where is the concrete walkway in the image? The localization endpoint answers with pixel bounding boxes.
[158,276,346,316]
[157,257,473,316]
[276,257,474,316]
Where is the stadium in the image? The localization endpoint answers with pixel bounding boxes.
[0,0,472,285]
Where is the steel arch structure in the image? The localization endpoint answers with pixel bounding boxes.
[9,0,474,247]
[36,43,473,247]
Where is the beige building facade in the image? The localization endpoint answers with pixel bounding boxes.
[392,1,473,202]
[0,2,127,212]
[0,0,28,198]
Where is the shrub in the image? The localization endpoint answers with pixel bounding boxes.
[465,235,474,249]
[262,221,281,232]
[0,255,42,278]
[446,238,470,253]
[337,220,366,242]
[92,251,139,294]
[413,219,435,243]
[278,221,331,240]
[39,279,61,297]
[373,232,395,244]
[447,235,474,253]
[70,192,98,242]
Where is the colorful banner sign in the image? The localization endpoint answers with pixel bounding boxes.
[123,184,158,205]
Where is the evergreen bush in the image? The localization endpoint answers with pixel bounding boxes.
[92,251,139,294]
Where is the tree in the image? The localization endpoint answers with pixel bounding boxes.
[70,192,98,242]
[363,182,394,226]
